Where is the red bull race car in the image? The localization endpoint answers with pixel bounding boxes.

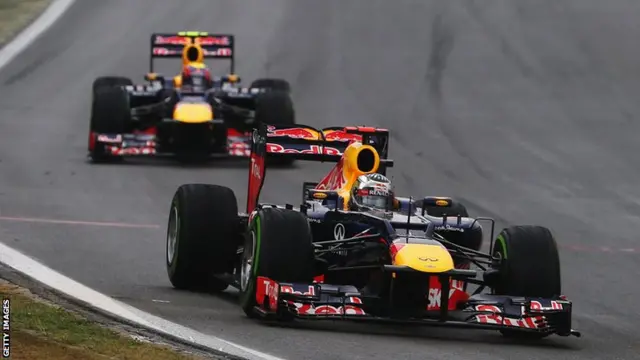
[88,31,295,163]
[164,123,580,339]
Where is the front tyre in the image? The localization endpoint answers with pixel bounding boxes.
[239,208,315,318]
[490,225,561,339]
[89,86,132,162]
[166,184,240,293]
[92,76,133,95]
[250,78,291,93]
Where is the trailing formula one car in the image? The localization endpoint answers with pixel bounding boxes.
[88,31,295,163]
[165,123,580,339]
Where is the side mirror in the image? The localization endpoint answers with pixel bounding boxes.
[422,196,453,208]
[302,182,319,203]
[307,189,339,201]
[145,72,166,83]
[307,189,344,209]
[224,74,241,83]
[144,73,157,81]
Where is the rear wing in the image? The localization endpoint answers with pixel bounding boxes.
[149,32,235,72]
[246,123,395,213]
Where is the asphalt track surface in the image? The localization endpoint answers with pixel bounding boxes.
[0,1,639,359]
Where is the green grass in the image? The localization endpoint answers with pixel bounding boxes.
[0,0,53,45]
[0,281,209,360]
[0,4,213,357]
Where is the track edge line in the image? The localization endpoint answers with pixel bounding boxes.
[0,0,76,70]
[0,242,286,360]
[0,2,288,359]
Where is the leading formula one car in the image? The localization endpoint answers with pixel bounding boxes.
[164,123,580,339]
[88,31,294,163]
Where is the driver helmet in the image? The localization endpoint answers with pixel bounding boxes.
[181,64,213,92]
[351,173,394,217]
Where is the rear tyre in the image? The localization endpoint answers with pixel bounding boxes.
[490,225,561,338]
[239,208,315,318]
[255,91,296,166]
[250,78,291,93]
[92,76,133,95]
[255,91,295,127]
[166,184,240,293]
[89,86,132,162]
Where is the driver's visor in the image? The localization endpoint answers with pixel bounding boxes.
[361,195,388,209]
[356,189,391,210]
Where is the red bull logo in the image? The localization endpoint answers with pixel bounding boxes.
[323,130,362,142]
[266,143,341,155]
[195,36,231,46]
[267,126,320,140]
[154,36,190,45]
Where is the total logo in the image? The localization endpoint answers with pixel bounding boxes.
[266,143,342,155]
[261,278,279,310]
[250,157,262,181]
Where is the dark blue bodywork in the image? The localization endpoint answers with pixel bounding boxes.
[300,191,484,253]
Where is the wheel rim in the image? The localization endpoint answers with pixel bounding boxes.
[240,231,256,292]
[167,206,179,265]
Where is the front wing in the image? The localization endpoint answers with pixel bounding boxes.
[89,130,252,157]
[253,276,580,337]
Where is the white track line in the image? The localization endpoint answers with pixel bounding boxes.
[0,0,76,70]
[0,242,286,360]
[0,215,160,229]
[0,2,286,360]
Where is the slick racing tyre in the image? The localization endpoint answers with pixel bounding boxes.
[239,208,315,318]
[490,225,561,338]
[424,200,469,218]
[255,91,296,166]
[250,78,291,93]
[255,90,295,127]
[92,76,133,95]
[166,184,240,293]
[89,86,132,162]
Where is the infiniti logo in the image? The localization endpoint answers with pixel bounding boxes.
[333,223,345,240]
[418,257,438,262]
